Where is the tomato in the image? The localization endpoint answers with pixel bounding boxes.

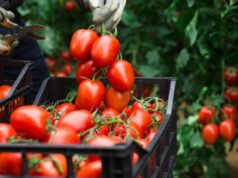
[76,60,98,83]
[87,136,123,161]
[0,153,22,176]
[54,71,68,77]
[91,35,120,67]
[198,105,216,125]
[0,123,16,143]
[76,80,105,111]
[60,50,71,61]
[44,126,80,144]
[221,105,238,120]
[104,86,130,112]
[129,109,152,137]
[57,110,94,133]
[151,112,164,126]
[122,106,132,118]
[132,101,143,111]
[30,154,67,177]
[45,57,57,70]
[96,125,110,136]
[55,102,78,118]
[10,106,51,140]
[202,124,219,145]
[225,87,238,104]
[70,29,98,62]
[115,122,143,139]
[0,85,11,100]
[62,63,73,75]
[224,67,238,86]
[219,119,236,142]
[76,160,102,178]
[65,0,76,10]
[107,60,135,92]
[132,153,139,165]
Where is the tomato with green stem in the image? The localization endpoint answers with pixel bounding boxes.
[43,126,80,144]
[10,106,51,140]
[198,105,216,125]
[107,60,135,92]
[76,79,105,111]
[30,154,67,177]
[0,123,16,143]
[225,87,238,104]
[224,67,238,86]
[219,119,236,142]
[55,102,78,118]
[104,86,130,112]
[70,29,98,62]
[221,105,238,120]
[91,35,120,67]
[202,124,219,145]
[129,109,152,138]
[114,122,143,139]
[76,60,98,83]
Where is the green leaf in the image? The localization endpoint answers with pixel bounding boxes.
[139,65,160,77]
[121,10,141,28]
[198,32,210,59]
[187,115,198,125]
[189,131,204,148]
[176,48,190,70]
[186,0,195,7]
[146,50,160,65]
[185,12,198,46]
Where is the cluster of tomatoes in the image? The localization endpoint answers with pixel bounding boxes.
[0,28,166,177]
[45,50,74,77]
[199,66,238,145]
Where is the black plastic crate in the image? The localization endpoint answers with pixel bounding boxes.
[0,77,176,178]
[0,59,33,122]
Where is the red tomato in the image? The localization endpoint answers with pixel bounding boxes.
[132,153,139,165]
[0,153,22,176]
[76,60,98,83]
[198,105,216,125]
[101,107,120,117]
[0,85,11,100]
[30,154,67,177]
[151,112,164,126]
[60,50,71,61]
[87,136,123,161]
[91,35,120,67]
[10,106,50,140]
[224,67,238,86]
[219,119,236,142]
[65,0,76,10]
[76,80,105,111]
[107,60,135,92]
[76,160,102,178]
[122,106,132,118]
[57,110,94,133]
[129,109,152,137]
[44,126,80,144]
[225,87,238,104]
[54,71,68,77]
[132,101,143,111]
[96,125,110,136]
[0,123,16,143]
[104,86,130,112]
[70,29,98,62]
[115,122,143,139]
[45,57,57,70]
[62,63,73,75]
[55,102,78,118]
[221,105,238,120]
[202,124,219,145]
